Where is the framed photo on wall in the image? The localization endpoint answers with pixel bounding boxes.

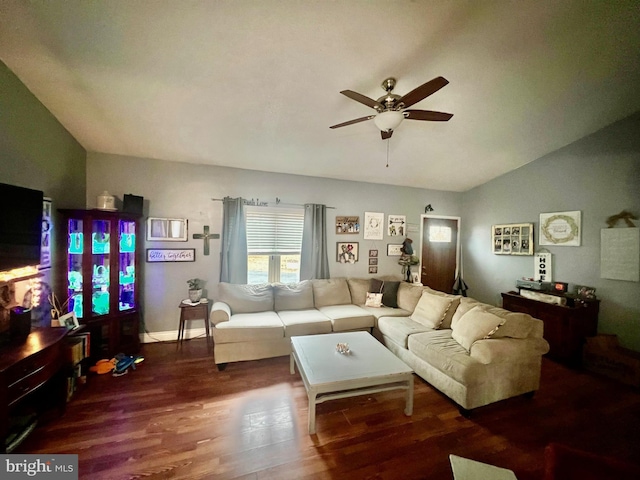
[147,217,188,241]
[335,216,360,234]
[492,223,534,255]
[337,242,358,263]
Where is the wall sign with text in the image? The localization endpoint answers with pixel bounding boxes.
[534,252,552,281]
[146,249,195,262]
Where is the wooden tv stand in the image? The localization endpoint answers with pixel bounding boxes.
[502,291,599,367]
[0,327,68,453]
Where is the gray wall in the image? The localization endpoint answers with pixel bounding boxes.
[0,61,86,302]
[5,58,638,351]
[87,152,461,337]
[462,112,640,350]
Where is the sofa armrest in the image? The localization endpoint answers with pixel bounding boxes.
[211,301,231,325]
[470,337,550,364]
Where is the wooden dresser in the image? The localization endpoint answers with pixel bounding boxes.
[502,291,599,367]
[0,327,68,453]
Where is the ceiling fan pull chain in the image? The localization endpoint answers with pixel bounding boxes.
[386,137,390,168]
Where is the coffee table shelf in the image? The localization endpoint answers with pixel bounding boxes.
[290,331,414,434]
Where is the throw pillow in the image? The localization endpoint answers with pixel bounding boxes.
[410,290,456,329]
[451,297,484,328]
[365,292,383,307]
[369,279,400,308]
[419,288,462,329]
[452,306,505,351]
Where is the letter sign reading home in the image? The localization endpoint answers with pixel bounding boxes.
[146,248,196,262]
[534,253,552,281]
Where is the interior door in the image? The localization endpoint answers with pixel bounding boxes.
[420,216,459,293]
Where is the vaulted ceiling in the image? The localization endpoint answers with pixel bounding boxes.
[1,1,639,191]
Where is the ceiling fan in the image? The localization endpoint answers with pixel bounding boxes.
[330,77,453,139]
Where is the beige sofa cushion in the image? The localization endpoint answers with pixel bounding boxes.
[377,316,434,348]
[312,278,351,307]
[277,309,332,337]
[362,306,412,321]
[213,311,284,343]
[217,282,274,314]
[396,282,424,312]
[452,306,505,351]
[410,290,460,329]
[347,278,369,305]
[408,330,484,386]
[273,280,314,311]
[482,307,534,339]
[317,304,375,331]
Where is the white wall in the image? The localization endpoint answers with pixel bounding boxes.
[462,112,640,350]
[87,152,461,336]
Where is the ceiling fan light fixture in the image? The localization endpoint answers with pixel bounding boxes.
[374,110,404,132]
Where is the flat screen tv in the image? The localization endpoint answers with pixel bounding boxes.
[0,183,43,272]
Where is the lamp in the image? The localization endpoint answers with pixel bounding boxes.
[373,110,404,132]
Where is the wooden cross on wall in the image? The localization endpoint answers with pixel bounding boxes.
[192,225,220,255]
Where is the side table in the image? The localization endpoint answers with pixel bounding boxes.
[177,300,211,350]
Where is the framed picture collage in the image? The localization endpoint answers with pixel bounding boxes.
[492,223,534,255]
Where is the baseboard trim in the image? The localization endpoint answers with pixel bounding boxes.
[141,327,207,343]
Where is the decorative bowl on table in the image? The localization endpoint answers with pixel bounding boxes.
[336,342,350,355]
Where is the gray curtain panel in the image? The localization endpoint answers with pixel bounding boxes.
[220,197,248,284]
[300,203,330,280]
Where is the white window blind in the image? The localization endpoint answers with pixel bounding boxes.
[246,206,304,255]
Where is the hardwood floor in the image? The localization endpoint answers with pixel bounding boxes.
[17,338,640,480]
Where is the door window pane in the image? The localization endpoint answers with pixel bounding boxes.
[429,226,452,243]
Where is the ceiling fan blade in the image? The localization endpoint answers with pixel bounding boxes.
[330,115,375,129]
[340,90,384,110]
[381,130,393,140]
[398,76,449,108]
[404,109,453,122]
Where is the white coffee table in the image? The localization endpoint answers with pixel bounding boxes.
[290,331,414,434]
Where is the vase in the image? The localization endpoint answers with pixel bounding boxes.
[188,289,203,302]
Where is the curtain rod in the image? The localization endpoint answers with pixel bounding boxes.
[211,198,335,209]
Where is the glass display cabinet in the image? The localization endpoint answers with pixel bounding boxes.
[58,209,141,359]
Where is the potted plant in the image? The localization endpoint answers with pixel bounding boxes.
[187,278,203,302]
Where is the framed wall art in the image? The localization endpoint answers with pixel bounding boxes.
[335,216,360,234]
[364,212,384,240]
[147,217,188,241]
[40,197,52,269]
[337,242,358,263]
[387,244,403,256]
[146,248,195,262]
[387,214,406,236]
[492,223,534,255]
[539,211,581,246]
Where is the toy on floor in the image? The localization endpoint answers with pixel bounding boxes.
[89,358,116,374]
[113,354,145,377]
[89,353,144,377]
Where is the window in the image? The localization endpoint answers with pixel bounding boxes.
[429,225,452,243]
[245,206,304,284]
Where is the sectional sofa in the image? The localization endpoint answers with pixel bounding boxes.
[210,277,549,411]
